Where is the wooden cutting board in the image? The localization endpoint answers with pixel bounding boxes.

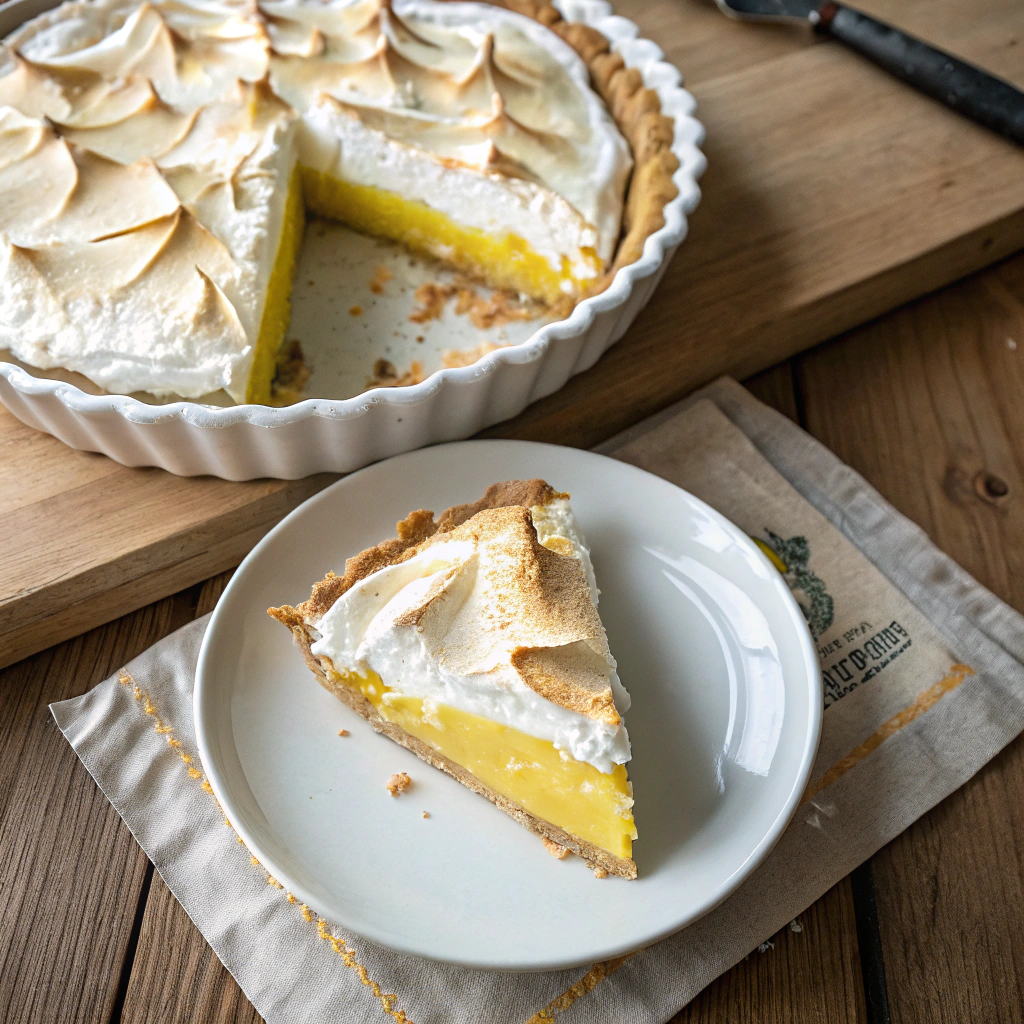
[3,0,1024,669]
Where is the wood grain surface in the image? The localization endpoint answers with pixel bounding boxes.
[5,246,1024,1020]
[673,879,867,1024]
[0,437,329,668]
[4,0,1024,669]
[3,0,1024,1019]
[0,591,198,1023]
[120,871,263,1024]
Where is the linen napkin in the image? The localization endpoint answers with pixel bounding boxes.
[51,376,1024,1024]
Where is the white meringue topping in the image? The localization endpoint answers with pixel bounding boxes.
[0,0,631,400]
[309,497,632,773]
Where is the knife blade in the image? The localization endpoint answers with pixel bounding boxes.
[714,0,818,23]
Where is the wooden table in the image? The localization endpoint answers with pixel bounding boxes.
[4,244,1024,1024]
[4,6,1024,1024]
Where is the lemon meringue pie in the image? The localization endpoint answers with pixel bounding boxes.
[269,479,638,879]
[1,0,678,404]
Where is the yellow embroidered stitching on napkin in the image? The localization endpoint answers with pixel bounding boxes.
[523,951,639,1023]
[801,663,975,805]
[118,670,414,1024]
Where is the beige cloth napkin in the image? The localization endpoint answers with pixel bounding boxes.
[51,377,1024,1024]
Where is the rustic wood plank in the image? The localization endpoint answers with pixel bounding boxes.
[848,864,892,1024]
[869,744,1024,1024]
[625,0,815,89]
[672,879,867,1024]
[795,249,1024,1024]
[743,363,801,425]
[5,0,1024,669]
[120,872,264,1024]
[796,251,1024,609]
[0,434,330,669]
[0,590,199,1024]
[0,509,305,672]
[0,411,123,514]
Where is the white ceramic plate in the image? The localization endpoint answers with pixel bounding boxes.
[194,441,822,970]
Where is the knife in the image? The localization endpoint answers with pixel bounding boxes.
[715,0,1024,146]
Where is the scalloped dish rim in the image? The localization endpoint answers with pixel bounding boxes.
[0,0,706,428]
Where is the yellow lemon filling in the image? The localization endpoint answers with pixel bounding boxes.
[302,168,599,307]
[247,164,602,404]
[246,166,306,406]
[333,667,636,860]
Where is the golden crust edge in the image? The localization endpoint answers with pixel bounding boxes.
[269,617,638,880]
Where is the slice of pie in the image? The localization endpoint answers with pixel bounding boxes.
[269,478,637,878]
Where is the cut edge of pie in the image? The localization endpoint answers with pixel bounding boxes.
[293,0,682,311]
[269,478,639,880]
[269,0,683,395]
[499,0,681,285]
[247,163,307,406]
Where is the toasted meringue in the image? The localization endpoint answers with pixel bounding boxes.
[1,0,632,401]
[0,79,299,401]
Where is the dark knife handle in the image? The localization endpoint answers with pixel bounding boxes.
[815,2,1024,146]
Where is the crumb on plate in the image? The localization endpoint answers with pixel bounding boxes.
[409,280,547,329]
[442,340,509,370]
[367,358,424,389]
[337,729,349,737]
[370,264,394,294]
[422,811,430,819]
[455,285,545,330]
[269,339,309,406]
[386,772,412,797]
[409,282,454,324]
[542,837,569,860]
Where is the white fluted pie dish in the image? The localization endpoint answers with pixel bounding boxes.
[0,0,705,480]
